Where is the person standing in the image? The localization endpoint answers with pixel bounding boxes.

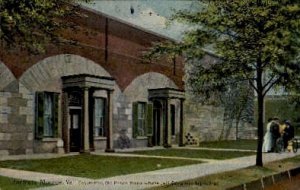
[271,117,281,152]
[262,118,274,152]
[283,120,295,149]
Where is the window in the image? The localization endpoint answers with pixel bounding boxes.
[35,92,59,139]
[137,103,146,136]
[133,102,153,138]
[43,93,53,136]
[171,104,176,136]
[94,98,106,137]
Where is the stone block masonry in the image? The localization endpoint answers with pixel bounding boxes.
[0,86,35,155]
[184,100,257,142]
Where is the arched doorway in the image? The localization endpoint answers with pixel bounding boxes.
[152,100,162,146]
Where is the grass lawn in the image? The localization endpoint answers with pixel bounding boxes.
[0,176,52,190]
[127,148,255,160]
[198,139,257,150]
[0,154,201,179]
[150,155,300,190]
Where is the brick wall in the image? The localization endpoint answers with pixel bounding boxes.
[0,7,184,91]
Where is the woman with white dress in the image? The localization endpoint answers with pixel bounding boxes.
[262,119,274,153]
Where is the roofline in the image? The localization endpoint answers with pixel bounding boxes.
[78,4,177,43]
[148,87,185,92]
[61,74,115,81]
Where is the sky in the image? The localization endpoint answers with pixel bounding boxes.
[81,1,287,96]
[81,0,198,40]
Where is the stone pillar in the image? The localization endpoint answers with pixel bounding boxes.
[167,101,172,147]
[105,90,114,152]
[81,87,90,154]
[179,98,185,147]
[164,98,171,148]
[62,90,70,153]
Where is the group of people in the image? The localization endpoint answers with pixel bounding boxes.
[262,117,295,153]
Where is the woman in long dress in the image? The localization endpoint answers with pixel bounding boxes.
[262,119,273,152]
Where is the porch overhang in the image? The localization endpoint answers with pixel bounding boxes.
[61,74,115,154]
[148,88,185,100]
[62,74,115,90]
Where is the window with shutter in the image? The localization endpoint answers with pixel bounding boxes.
[146,103,153,136]
[171,104,176,136]
[132,102,138,138]
[133,102,149,138]
[35,92,59,139]
[53,93,59,137]
[35,92,44,139]
[94,98,106,137]
[137,103,146,136]
[44,93,53,137]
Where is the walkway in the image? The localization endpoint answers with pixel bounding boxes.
[0,151,299,190]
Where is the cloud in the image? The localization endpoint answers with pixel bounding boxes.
[127,8,167,28]
[81,1,191,39]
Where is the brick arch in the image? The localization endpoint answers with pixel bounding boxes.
[0,60,16,91]
[19,54,115,92]
[123,72,178,103]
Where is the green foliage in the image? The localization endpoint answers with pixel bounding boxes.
[254,97,300,126]
[146,0,300,166]
[0,0,91,53]
[148,0,300,95]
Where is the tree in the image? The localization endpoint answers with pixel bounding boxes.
[0,0,91,53]
[186,58,254,141]
[146,0,300,166]
[219,82,253,140]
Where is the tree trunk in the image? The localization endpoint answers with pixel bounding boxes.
[256,50,264,167]
[256,93,264,166]
[255,48,265,166]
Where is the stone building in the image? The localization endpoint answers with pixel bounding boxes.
[0,6,186,155]
[0,6,256,155]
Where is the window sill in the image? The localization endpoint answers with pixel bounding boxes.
[136,136,148,140]
[94,137,107,141]
[42,138,58,142]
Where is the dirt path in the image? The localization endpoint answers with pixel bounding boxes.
[265,175,300,190]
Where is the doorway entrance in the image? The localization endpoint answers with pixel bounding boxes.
[148,88,185,147]
[152,100,162,146]
[69,108,81,152]
[62,74,116,153]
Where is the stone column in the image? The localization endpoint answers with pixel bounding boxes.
[167,101,172,147]
[179,98,185,147]
[62,90,70,153]
[81,87,90,154]
[105,90,114,152]
[164,98,171,148]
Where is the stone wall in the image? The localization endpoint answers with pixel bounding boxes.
[183,54,257,143]
[184,102,225,142]
[114,72,180,148]
[184,99,257,143]
[0,84,35,155]
[0,5,186,154]
[1,54,182,153]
